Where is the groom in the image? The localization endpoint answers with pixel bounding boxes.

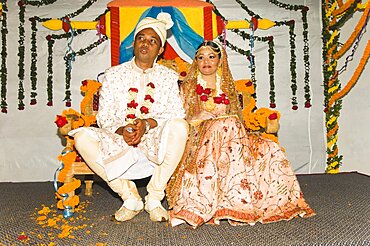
[72,13,188,222]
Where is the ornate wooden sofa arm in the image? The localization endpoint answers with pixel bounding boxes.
[235,79,281,143]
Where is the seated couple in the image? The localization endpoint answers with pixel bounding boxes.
[70,13,315,228]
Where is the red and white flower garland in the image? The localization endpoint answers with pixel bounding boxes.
[126,82,155,124]
[195,74,230,105]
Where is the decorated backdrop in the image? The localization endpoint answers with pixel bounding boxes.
[0,0,369,182]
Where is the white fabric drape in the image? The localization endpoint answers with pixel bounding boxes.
[0,0,369,182]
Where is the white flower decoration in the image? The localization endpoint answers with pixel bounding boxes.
[157,12,174,30]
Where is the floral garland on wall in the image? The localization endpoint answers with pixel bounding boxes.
[322,0,369,173]
[17,1,26,110]
[0,0,8,113]
[269,0,311,108]
[208,0,311,110]
[15,0,57,110]
[3,0,103,113]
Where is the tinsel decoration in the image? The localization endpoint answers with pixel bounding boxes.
[0,0,8,113]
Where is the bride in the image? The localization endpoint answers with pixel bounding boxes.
[166,40,315,228]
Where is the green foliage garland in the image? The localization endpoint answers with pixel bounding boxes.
[269,0,311,108]
[17,1,26,110]
[29,17,38,105]
[23,0,57,7]
[321,0,346,172]
[22,0,101,108]
[208,0,309,110]
[0,0,8,113]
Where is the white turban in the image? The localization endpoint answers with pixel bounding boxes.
[134,12,174,47]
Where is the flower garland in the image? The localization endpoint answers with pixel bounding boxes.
[24,0,57,6]
[268,1,312,108]
[29,17,37,105]
[322,0,343,173]
[321,0,369,173]
[210,0,310,110]
[275,20,298,110]
[80,79,101,116]
[234,79,281,143]
[333,2,369,60]
[46,34,54,106]
[328,40,370,108]
[196,74,230,109]
[126,82,155,124]
[267,37,276,107]
[0,0,8,114]
[24,1,58,106]
[17,1,26,110]
[13,0,102,109]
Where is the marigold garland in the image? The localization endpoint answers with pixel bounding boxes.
[328,40,370,108]
[333,2,370,60]
[80,79,101,116]
[235,79,281,143]
[322,0,369,173]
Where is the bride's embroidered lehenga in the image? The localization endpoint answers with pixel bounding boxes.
[166,41,315,228]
